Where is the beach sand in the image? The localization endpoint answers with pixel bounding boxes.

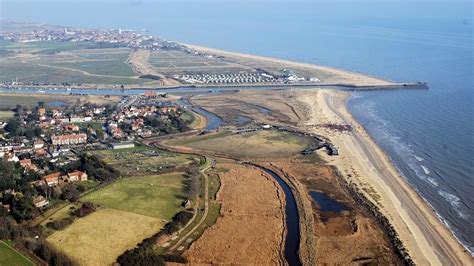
[294,89,472,265]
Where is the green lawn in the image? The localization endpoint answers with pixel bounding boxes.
[0,240,34,266]
[82,173,185,220]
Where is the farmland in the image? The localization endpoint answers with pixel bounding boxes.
[0,240,34,266]
[166,129,313,158]
[47,208,164,265]
[0,41,158,85]
[47,172,186,264]
[0,93,120,108]
[82,173,186,220]
[90,146,199,176]
[148,50,252,75]
[0,111,14,121]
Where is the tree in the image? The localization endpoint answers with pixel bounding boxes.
[60,184,81,202]
[96,128,104,140]
[4,118,20,135]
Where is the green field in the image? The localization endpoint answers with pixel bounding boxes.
[149,50,249,75]
[47,172,186,264]
[33,48,137,77]
[167,129,313,158]
[90,146,198,176]
[0,111,14,121]
[47,208,163,265]
[0,240,34,266]
[82,173,185,220]
[0,40,99,54]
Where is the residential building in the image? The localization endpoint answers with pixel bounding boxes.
[51,133,87,145]
[33,195,49,208]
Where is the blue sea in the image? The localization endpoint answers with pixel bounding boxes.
[2,0,473,254]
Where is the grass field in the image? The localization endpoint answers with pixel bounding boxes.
[149,50,250,75]
[47,172,186,264]
[0,111,14,121]
[82,173,186,220]
[0,240,34,266]
[0,93,120,109]
[90,146,197,176]
[167,129,313,158]
[47,208,164,265]
[33,48,136,77]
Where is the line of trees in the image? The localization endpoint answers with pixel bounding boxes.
[183,167,200,200]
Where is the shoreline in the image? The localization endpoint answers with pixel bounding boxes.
[298,89,472,265]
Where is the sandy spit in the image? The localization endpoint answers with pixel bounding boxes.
[184,44,394,86]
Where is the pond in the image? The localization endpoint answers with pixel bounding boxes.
[309,191,348,213]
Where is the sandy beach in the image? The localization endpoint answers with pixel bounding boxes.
[295,89,472,265]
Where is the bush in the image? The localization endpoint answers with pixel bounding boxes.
[46,216,75,230]
[74,202,97,218]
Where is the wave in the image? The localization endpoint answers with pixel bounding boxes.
[420,164,431,175]
[415,155,424,162]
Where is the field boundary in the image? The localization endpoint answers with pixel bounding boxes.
[1,240,35,265]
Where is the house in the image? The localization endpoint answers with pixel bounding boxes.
[42,172,60,186]
[31,180,47,187]
[143,91,157,98]
[51,133,87,145]
[68,171,88,181]
[110,142,135,150]
[38,107,46,115]
[159,106,177,113]
[6,153,19,162]
[34,139,45,149]
[63,124,80,131]
[19,159,37,171]
[33,195,49,208]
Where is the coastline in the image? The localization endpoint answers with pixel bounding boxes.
[296,89,472,265]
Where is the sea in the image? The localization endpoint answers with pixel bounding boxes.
[2,0,473,255]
